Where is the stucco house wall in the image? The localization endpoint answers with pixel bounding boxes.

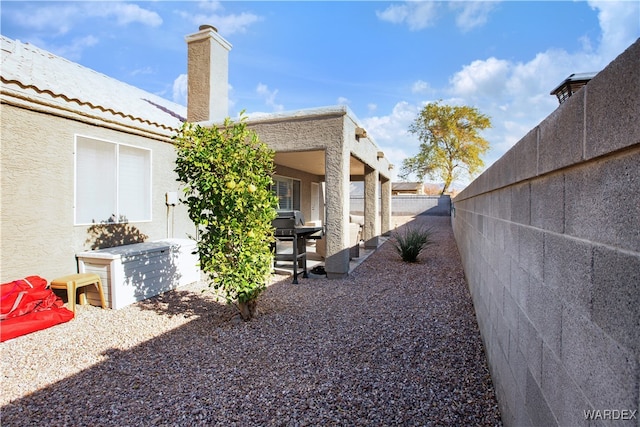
[2,26,393,284]
[243,107,392,277]
[1,36,194,283]
[273,164,324,223]
[186,25,392,278]
[1,106,194,282]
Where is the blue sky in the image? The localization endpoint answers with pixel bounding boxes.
[2,1,639,187]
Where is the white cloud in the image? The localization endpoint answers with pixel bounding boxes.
[444,1,640,172]
[6,4,79,35]
[337,96,350,105]
[52,35,100,61]
[365,0,639,187]
[367,103,378,114]
[376,2,439,31]
[178,1,261,36]
[377,1,498,32]
[7,2,162,34]
[362,101,423,180]
[256,83,284,112]
[5,2,161,59]
[197,1,224,13]
[172,74,188,106]
[92,2,163,27]
[131,66,154,77]
[588,0,640,59]
[450,1,499,32]
[411,79,432,94]
[363,101,415,142]
[449,57,511,99]
[444,50,570,171]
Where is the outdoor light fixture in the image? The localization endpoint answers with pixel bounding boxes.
[377,151,384,160]
[355,127,367,139]
[550,72,597,104]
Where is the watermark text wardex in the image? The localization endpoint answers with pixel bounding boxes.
[583,409,637,421]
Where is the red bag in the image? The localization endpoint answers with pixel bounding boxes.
[1,276,74,342]
[1,308,74,342]
[1,276,58,320]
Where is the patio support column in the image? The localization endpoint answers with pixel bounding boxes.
[323,142,350,279]
[380,177,392,235]
[363,165,379,249]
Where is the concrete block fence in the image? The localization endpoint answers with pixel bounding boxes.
[350,195,451,216]
[452,39,639,426]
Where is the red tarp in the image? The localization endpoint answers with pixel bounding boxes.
[1,276,74,342]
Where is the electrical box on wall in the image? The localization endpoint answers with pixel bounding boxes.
[165,192,178,206]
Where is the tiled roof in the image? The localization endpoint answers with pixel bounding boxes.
[1,36,186,133]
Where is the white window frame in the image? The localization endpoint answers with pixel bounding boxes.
[273,175,300,211]
[74,135,152,225]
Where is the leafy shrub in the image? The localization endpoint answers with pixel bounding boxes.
[391,225,434,263]
[173,115,278,320]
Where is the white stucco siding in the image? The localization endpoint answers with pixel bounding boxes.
[344,117,393,182]
[245,107,393,278]
[324,136,352,278]
[0,104,195,283]
[1,106,76,281]
[248,114,345,153]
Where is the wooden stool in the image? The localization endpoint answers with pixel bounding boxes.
[50,273,107,313]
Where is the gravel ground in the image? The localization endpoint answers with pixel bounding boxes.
[1,215,502,426]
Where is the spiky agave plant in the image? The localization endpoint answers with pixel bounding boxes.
[391,225,434,263]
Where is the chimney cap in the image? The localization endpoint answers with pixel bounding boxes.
[199,24,217,32]
[550,71,597,104]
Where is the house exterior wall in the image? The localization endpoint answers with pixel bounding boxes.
[274,164,323,225]
[247,108,392,278]
[1,104,195,283]
[249,113,350,277]
[248,113,345,153]
[451,39,639,426]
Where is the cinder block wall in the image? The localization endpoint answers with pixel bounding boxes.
[452,39,639,426]
[350,195,451,216]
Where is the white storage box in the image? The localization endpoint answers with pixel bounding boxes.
[76,239,200,309]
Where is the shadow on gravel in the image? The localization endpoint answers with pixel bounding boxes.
[0,274,297,426]
[1,216,502,426]
[136,286,235,323]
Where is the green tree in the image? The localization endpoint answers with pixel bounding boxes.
[400,101,491,194]
[173,115,278,321]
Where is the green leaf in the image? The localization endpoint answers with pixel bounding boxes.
[401,100,491,194]
[173,115,278,317]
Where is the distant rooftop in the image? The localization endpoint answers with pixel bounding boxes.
[392,182,423,194]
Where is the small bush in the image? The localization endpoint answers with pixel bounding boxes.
[391,225,434,263]
[173,116,278,321]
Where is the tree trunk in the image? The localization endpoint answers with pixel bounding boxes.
[441,177,452,195]
[237,299,257,321]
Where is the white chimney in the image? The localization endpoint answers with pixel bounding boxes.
[185,25,232,123]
